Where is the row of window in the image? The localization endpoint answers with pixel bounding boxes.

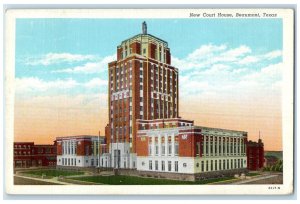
[148,160,179,172]
[196,159,245,172]
[146,158,245,172]
[14,145,31,149]
[148,141,179,156]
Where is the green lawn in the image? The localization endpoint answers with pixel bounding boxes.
[23,169,85,178]
[246,172,261,177]
[72,175,234,185]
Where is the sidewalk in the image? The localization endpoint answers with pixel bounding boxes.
[230,174,279,184]
[14,174,71,185]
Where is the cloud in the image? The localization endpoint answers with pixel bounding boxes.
[15,77,79,93]
[173,44,282,99]
[25,53,97,66]
[83,78,108,89]
[15,77,108,94]
[53,55,116,74]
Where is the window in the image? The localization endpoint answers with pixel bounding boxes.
[155,161,158,171]
[149,160,152,170]
[206,161,209,171]
[175,161,178,172]
[148,139,152,155]
[161,143,165,156]
[168,137,172,155]
[161,161,165,171]
[215,160,218,171]
[211,160,214,171]
[201,161,204,172]
[196,163,199,168]
[174,136,179,156]
[62,158,64,165]
[143,48,146,54]
[168,161,172,171]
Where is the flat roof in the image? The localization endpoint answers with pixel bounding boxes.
[56,135,105,140]
[120,33,168,47]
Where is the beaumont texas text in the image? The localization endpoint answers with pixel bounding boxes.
[189,12,278,18]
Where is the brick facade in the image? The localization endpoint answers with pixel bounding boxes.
[13,142,57,168]
[246,139,264,170]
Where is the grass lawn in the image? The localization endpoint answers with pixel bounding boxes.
[246,172,261,177]
[23,169,85,178]
[72,175,235,185]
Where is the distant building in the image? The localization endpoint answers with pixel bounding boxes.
[14,142,57,168]
[264,155,278,167]
[246,139,264,170]
[56,135,107,168]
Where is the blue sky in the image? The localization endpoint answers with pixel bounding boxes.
[15,18,283,149]
[15,18,282,96]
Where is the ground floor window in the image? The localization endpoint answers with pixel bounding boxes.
[168,161,172,171]
[206,161,209,171]
[155,161,158,171]
[175,161,178,172]
[161,161,165,171]
[215,160,218,171]
[149,160,152,170]
[219,160,222,170]
[201,161,204,172]
[211,160,213,171]
[241,159,243,168]
[62,158,64,165]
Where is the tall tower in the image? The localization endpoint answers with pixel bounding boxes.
[105,22,179,168]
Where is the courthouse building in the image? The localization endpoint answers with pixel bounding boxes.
[56,22,250,179]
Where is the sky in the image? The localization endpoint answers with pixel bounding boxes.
[14,18,283,151]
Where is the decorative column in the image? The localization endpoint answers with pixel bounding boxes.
[172,133,175,157]
[208,136,211,157]
[212,135,215,157]
[221,136,223,156]
[217,136,220,157]
[203,135,206,157]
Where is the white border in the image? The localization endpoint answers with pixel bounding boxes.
[4,8,294,195]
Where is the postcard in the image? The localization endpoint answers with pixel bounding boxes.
[4,8,294,195]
